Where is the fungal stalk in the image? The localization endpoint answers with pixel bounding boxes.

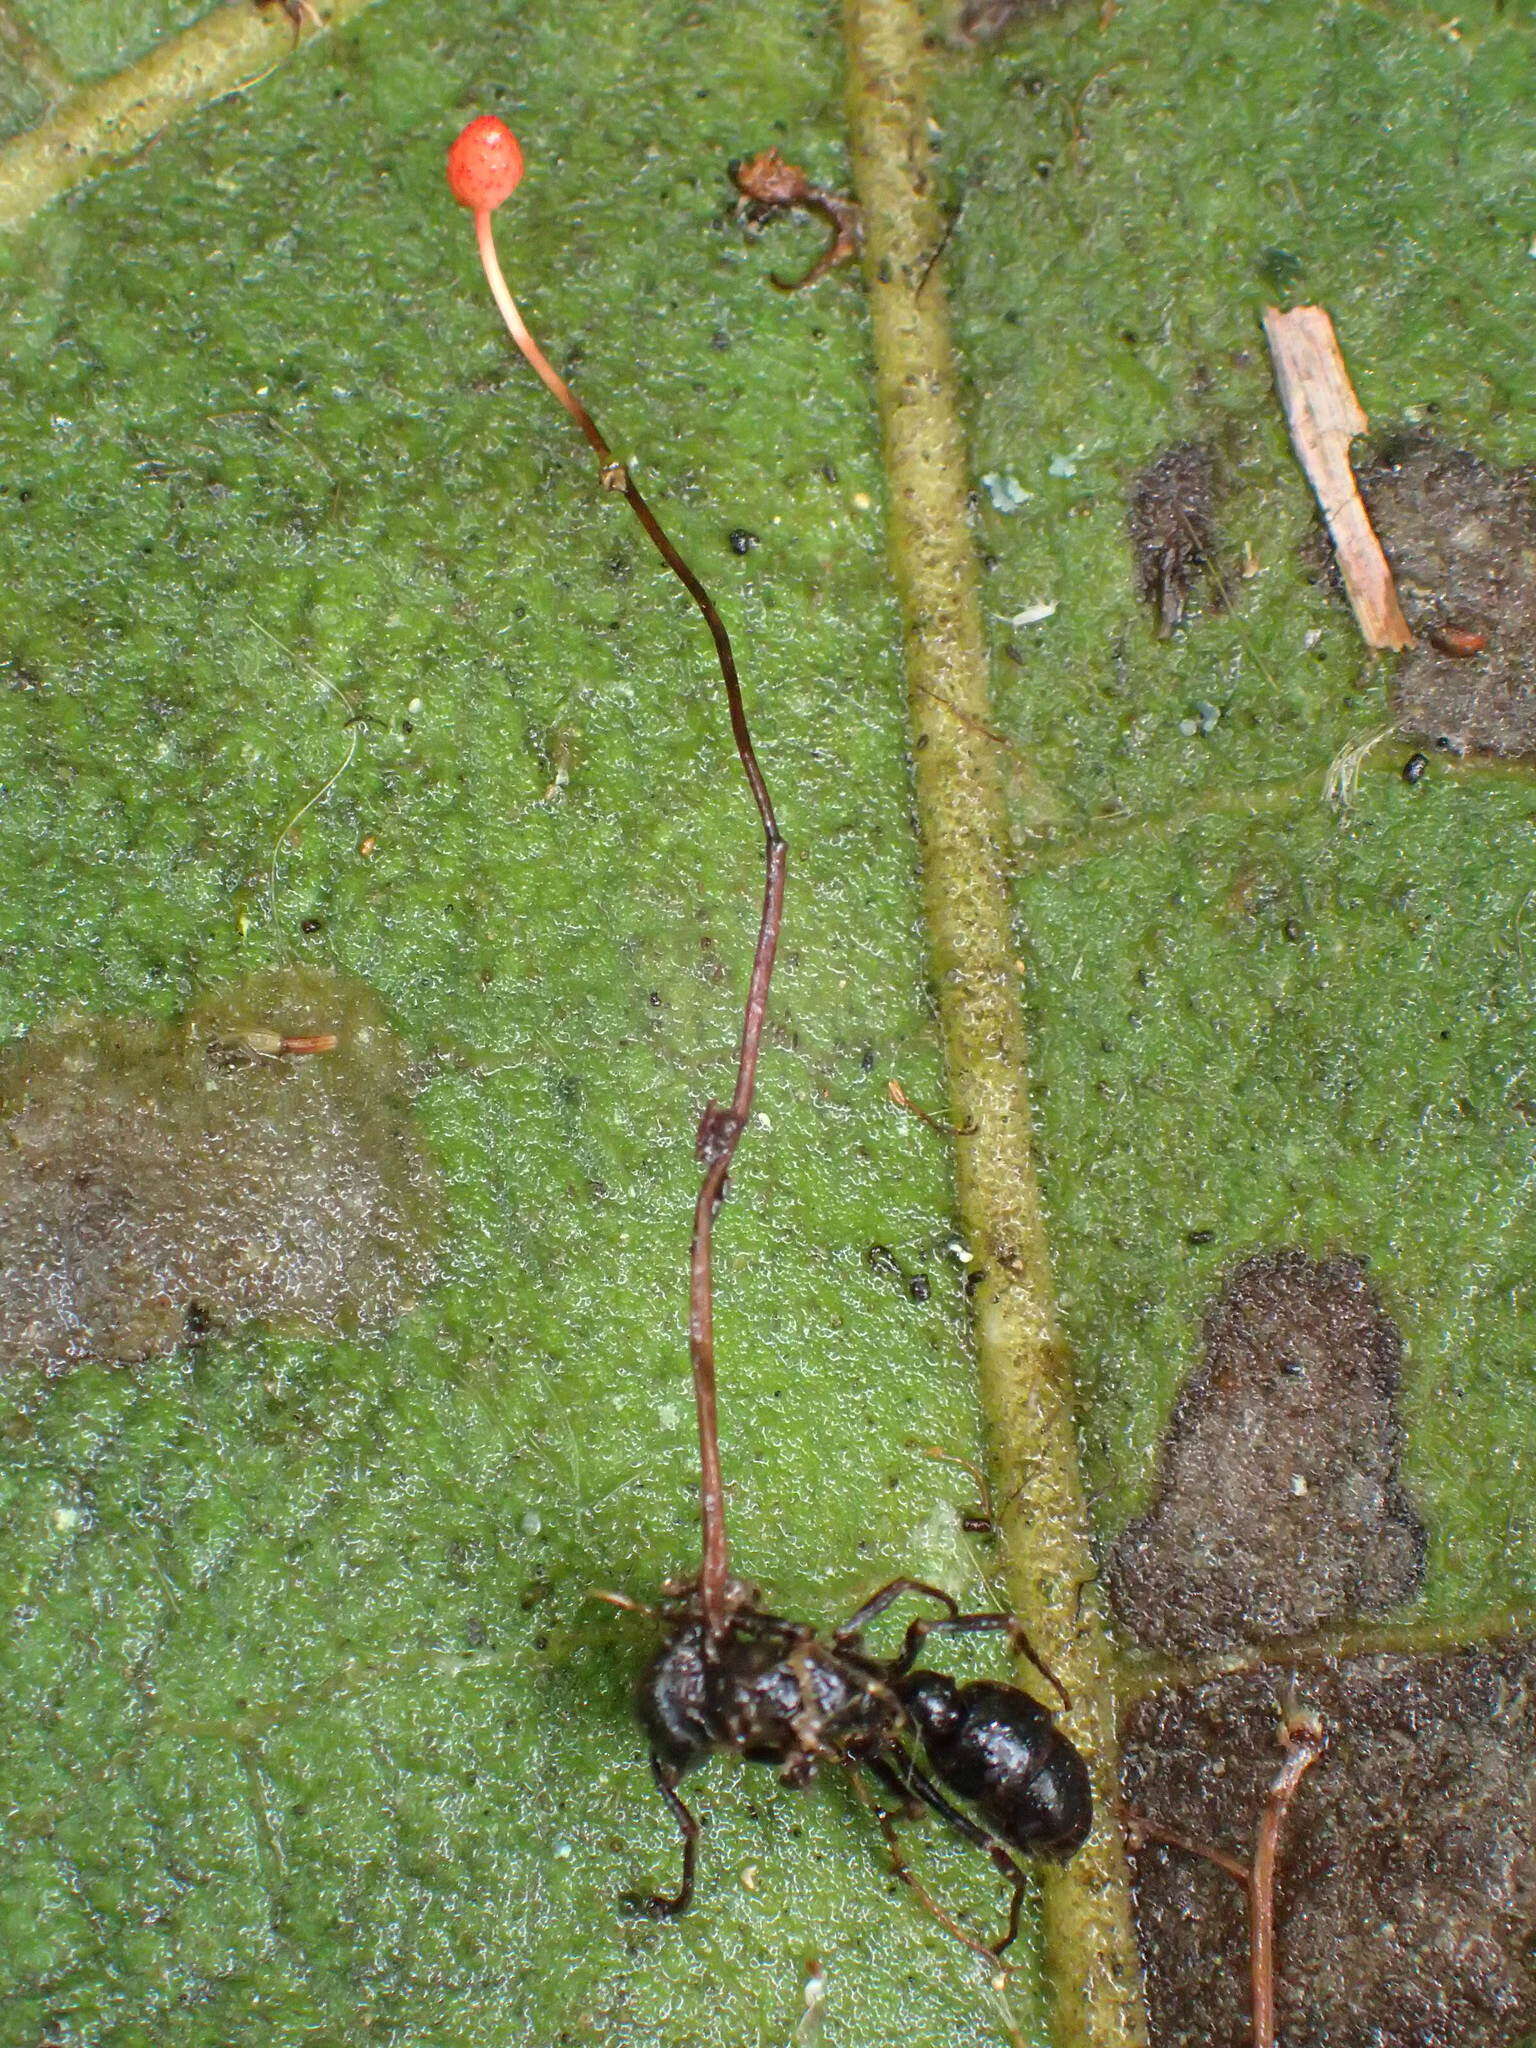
[448,117,785,1640]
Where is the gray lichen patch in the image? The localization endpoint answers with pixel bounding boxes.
[0,970,437,1371]
[1127,442,1221,637]
[1106,1250,1425,1655]
[1354,438,1536,757]
[1124,1645,1536,2048]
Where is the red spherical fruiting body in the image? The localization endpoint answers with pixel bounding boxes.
[447,116,524,213]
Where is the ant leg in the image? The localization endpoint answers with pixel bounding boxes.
[590,1588,659,1620]
[835,1581,1069,1711]
[852,1765,999,1965]
[834,1577,958,1644]
[870,1754,1032,1956]
[622,1755,699,1918]
[998,1619,1070,1711]
[892,1610,1071,1709]
[886,1608,1009,1676]
[994,1854,1029,1956]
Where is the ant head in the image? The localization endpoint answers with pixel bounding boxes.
[894,1668,963,1746]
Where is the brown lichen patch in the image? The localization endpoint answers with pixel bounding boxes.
[1123,1645,1536,2048]
[1127,442,1222,636]
[0,969,437,1371]
[1354,437,1536,756]
[1105,1250,1424,1655]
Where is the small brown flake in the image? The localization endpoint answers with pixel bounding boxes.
[729,149,862,293]
[1124,1646,1536,2048]
[1127,442,1221,636]
[1106,1250,1425,1655]
[1355,438,1536,757]
[1427,623,1489,659]
[254,0,323,40]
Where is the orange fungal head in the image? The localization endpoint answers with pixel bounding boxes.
[447,116,524,213]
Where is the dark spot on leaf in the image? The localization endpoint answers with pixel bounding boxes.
[1256,245,1305,298]
[1125,1645,1536,2048]
[1105,1250,1425,1654]
[1355,437,1536,757]
[1127,443,1222,637]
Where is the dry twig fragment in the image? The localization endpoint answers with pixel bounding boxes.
[1262,306,1412,652]
[1251,1714,1325,2048]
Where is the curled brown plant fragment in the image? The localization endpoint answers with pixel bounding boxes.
[1355,437,1536,758]
[1106,1249,1425,1656]
[729,148,862,292]
[1127,442,1222,636]
[0,968,437,1371]
[1124,1647,1536,2048]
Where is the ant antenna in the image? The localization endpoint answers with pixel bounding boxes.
[448,118,787,1640]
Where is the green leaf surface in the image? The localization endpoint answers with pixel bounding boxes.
[16,0,206,91]
[0,1,1530,2044]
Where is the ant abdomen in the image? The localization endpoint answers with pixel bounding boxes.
[897,1671,1094,1858]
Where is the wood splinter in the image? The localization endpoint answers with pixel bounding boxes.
[1263,305,1413,653]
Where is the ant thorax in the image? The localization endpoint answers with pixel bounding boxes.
[637,1580,903,1785]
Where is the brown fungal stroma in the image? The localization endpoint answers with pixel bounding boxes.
[1106,1249,1425,1655]
[0,968,436,1370]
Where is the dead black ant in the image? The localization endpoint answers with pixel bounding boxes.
[608,1573,1091,1953]
[448,115,1093,1956]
